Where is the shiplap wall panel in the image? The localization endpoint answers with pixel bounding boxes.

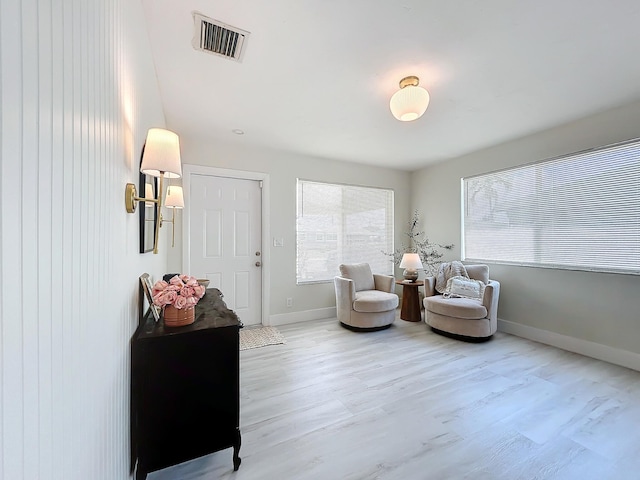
[49,1,66,476]
[1,0,26,478]
[23,0,39,476]
[1,0,168,478]
[36,0,54,477]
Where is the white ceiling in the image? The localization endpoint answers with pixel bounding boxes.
[141,0,640,171]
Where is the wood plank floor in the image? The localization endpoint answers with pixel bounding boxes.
[148,313,640,480]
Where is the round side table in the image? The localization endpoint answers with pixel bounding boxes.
[395,280,424,322]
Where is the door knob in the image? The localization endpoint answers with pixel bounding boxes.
[255,261,262,267]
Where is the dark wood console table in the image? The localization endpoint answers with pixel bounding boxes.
[131,288,241,479]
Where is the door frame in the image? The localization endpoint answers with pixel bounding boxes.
[182,164,271,326]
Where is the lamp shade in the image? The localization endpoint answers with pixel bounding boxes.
[390,76,430,122]
[399,253,423,270]
[164,185,184,208]
[140,128,182,178]
[144,183,155,207]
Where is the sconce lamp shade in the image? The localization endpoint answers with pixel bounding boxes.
[165,185,184,208]
[140,128,182,178]
[390,76,430,122]
[144,183,155,208]
[399,253,423,270]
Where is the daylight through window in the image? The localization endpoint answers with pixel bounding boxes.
[462,139,640,275]
[297,180,394,284]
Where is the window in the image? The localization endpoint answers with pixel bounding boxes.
[462,139,640,275]
[297,180,394,284]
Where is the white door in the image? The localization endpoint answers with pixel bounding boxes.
[188,173,262,326]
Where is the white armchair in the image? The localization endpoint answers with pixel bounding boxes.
[423,264,500,341]
[334,263,399,331]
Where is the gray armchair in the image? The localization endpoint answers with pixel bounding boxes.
[423,264,500,341]
[334,263,399,330]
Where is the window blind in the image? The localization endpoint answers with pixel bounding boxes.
[297,180,394,284]
[463,139,640,275]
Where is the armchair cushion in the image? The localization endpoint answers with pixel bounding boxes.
[353,290,399,313]
[339,263,375,292]
[426,295,487,319]
[466,264,489,284]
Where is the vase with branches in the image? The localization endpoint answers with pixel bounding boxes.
[383,210,454,276]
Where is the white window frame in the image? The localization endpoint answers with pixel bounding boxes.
[296,179,394,284]
[462,138,640,276]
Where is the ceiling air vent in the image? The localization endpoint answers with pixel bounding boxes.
[192,12,250,62]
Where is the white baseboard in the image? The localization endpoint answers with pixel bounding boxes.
[268,307,337,327]
[498,319,640,372]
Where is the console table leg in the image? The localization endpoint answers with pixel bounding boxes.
[233,428,242,471]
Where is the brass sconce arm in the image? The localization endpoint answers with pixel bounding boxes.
[159,209,178,247]
[161,185,184,248]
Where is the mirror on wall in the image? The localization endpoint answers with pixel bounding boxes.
[139,147,158,253]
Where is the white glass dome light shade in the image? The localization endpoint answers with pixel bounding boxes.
[389,76,430,121]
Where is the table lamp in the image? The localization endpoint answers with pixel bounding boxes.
[399,253,423,282]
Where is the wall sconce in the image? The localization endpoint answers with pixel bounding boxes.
[389,76,430,121]
[162,185,184,247]
[399,253,424,282]
[125,128,182,254]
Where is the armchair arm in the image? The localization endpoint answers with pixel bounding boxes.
[483,280,500,321]
[335,276,355,300]
[423,276,436,297]
[334,276,356,325]
[373,274,395,293]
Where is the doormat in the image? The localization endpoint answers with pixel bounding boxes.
[240,326,286,351]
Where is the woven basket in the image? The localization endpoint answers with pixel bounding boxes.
[163,305,195,327]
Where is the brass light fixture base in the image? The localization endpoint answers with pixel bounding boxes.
[125,183,137,213]
[399,75,420,89]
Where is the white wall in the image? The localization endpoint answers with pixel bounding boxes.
[412,100,640,364]
[0,0,167,478]
[171,136,411,324]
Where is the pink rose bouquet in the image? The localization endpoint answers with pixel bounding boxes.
[152,274,206,310]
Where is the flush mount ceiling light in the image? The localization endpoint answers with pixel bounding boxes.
[389,76,430,122]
